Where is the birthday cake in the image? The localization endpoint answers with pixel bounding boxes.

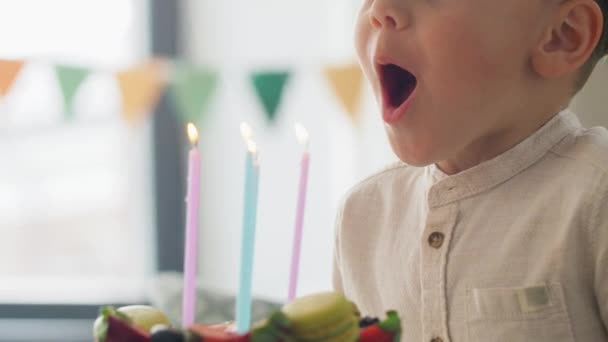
[93,291,401,342]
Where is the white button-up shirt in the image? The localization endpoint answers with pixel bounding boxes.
[333,110,608,341]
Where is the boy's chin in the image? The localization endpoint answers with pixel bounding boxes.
[389,139,437,167]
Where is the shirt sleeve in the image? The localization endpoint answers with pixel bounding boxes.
[332,250,343,293]
[332,200,346,293]
[590,178,608,330]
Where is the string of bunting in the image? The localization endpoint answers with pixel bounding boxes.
[0,58,365,126]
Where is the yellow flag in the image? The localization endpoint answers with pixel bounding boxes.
[116,60,167,124]
[0,59,24,97]
[324,64,364,122]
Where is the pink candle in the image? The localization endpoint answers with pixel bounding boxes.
[182,122,200,326]
[288,123,310,302]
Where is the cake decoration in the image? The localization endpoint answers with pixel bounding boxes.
[93,291,401,342]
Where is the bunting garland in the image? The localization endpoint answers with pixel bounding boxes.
[171,63,218,125]
[324,64,364,123]
[0,59,24,97]
[250,71,291,123]
[0,58,367,127]
[55,65,90,120]
[116,60,167,124]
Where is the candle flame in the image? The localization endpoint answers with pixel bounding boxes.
[247,140,257,154]
[187,123,199,146]
[240,122,253,142]
[241,122,258,154]
[295,122,309,147]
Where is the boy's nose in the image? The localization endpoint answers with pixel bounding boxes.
[369,1,408,31]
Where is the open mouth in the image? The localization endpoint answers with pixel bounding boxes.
[379,63,417,112]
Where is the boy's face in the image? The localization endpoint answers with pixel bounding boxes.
[356,0,553,167]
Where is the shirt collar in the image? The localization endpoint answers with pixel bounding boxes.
[427,109,581,208]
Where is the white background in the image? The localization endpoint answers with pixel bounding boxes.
[182,0,394,302]
[0,0,153,304]
[181,0,607,304]
[0,0,604,307]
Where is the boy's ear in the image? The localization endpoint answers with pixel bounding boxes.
[531,0,604,79]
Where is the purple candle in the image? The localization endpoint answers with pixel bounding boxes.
[182,122,201,326]
[287,123,310,302]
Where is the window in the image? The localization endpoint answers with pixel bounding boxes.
[0,0,152,306]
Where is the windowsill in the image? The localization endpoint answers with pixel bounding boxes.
[0,318,93,342]
[0,276,148,304]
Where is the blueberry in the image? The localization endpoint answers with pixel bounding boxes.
[151,329,186,342]
[359,316,380,328]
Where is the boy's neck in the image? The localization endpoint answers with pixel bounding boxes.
[435,100,569,176]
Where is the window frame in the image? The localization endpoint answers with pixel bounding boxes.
[0,0,185,332]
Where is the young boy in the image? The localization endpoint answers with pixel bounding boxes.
[332,0,608,341]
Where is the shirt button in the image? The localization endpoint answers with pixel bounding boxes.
[428,232,445,249]
[431,338,444,342]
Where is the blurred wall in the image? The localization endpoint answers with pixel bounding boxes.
[180,0,392,302]
[180,0,606,304]
[572,60,608,127]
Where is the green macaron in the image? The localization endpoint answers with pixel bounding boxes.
[282,292,359,342]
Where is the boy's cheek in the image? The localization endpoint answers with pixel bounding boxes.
[354,22,380,93]
[354,29,370,69]
[421,12,510,74]
[423,30,509,100]
[355,21,376,67]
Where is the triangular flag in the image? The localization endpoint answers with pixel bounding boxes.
[170,63,218,125]
[250,71,290,123]
[55,65,90,120]
[116,60,167,124]
[324,64,364,122]
[0,59,24,97]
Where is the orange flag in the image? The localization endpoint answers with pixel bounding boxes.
[116,60,167,124]
[0,59,24,97]
[324,64,364,123]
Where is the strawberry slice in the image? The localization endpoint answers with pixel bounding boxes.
[359,325,393,342]
[359,311,401,342]
[106,315,151,342]
[189,323,249,342]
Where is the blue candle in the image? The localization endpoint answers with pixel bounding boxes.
[236,123,260,333]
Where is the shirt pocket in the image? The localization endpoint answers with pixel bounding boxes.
[466,283,575,342]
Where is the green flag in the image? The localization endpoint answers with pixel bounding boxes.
[171,62,218,125]
[55,65,89,120]
[250,71,290,123]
